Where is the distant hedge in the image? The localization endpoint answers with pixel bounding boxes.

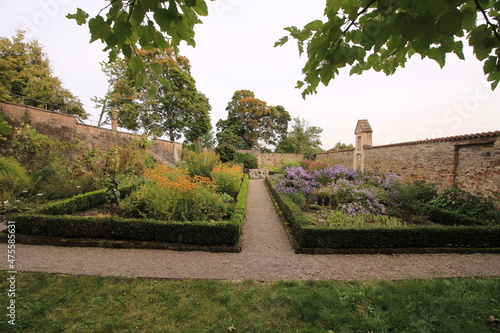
[12,176,249,247]
[265,178,500,252]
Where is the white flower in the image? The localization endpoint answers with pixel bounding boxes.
[3,200,9,204]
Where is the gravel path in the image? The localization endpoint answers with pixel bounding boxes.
[1,179,500,281]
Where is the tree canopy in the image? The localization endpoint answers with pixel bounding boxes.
[68,0,209,98]
[275,0,500,97]
[0,31,87,119]
[95,48,211,142]
[275,117,323,155]
[216,90,291,150]
[328,141,355,151]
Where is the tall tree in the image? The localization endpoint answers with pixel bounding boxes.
[68,0,209,98]
[95,48,211,142]
[276,117,323,155]
[276,0,500,97]
[216,90,291,150]
[328,142,354,151]
[0,31,87,119]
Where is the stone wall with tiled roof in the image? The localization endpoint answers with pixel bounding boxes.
[367,131,500,149]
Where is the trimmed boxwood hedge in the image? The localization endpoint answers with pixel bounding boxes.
[30,184,138,215]
[265,178,500,251]
[12,176,249,246]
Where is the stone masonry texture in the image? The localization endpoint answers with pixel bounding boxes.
[0,101,182,165]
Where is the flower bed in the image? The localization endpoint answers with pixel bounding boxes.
[267,164,500,253]
[10,164,249,249]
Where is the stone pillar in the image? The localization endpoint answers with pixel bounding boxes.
[353,119,373,171]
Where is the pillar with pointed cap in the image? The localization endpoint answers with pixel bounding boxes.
[353,119,373,171]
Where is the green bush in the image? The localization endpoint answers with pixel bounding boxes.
[121,183,232,222]
[235,153,258,169]
[211,164,243,198]
[299,225,500,249]
[31,184,138,215]
[13,214,240,246]
[430,186,499,223]
[182,150,220,178]
[215,143,237,163]
[0,157,30,202]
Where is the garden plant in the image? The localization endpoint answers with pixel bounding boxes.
[269,161,500,251]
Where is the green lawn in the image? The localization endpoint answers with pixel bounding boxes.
[1,272,499,332]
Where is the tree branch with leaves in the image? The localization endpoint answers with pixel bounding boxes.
[276,0,500,97]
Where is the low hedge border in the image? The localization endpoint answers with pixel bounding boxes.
[9,176,249,248]
[31,184,139,215]
[265,177,500,253]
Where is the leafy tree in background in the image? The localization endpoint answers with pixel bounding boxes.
[276,117,323,156]
[276,0,500,97]
[216,90,291,150]
[328,141,354,151]
[95,48,211,142]
[0,31,87,119]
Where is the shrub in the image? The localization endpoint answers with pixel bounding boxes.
[122,164,232,222]
[211,164,243,197]
[0,157,30,202]
[323,210,403,228]
[279,157,301,173]
[215,143,237,163]
[430,186,499,223]
[235,153,258,169]
[300,159,330,171]
[183,150,220,178]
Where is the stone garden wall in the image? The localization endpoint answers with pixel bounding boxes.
[316,132,500,199]
[314,149,354,169]
[238,150,304,168]
[364,134,499,198]
[0,101,182,165]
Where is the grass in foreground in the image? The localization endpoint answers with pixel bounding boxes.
[0,272,499,333]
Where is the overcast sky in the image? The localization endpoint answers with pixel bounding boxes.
[1,0,499,149]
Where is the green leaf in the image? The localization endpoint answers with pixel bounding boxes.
[88,16,111,42]
[437,9,463,36]
[114,21,132,44]
[185,0,197,7]
[483,56,497,75]
[105,32,117,48]
[149,62,163,77]
[427,48,446,67]
[132,3,146,24]
[274,36,289,47]
[107,1,123,20]
[304,20,324,31]
[168,0,182,20]
[136,72,148,87]
[393,12,418,40]
[416,0,432,14]
[66,8,89,25]
[130,55,143,76]
[147,83,160,99]
[141,0,160,11]
[121,43,132,58]
[193,0,208,16]
[154,8,172,31]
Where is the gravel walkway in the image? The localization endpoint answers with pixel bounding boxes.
[1,179,500,281]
